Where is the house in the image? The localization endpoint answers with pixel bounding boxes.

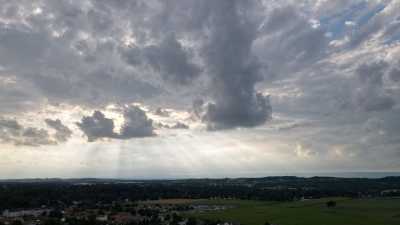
[111,212,142,224]
[217,222,241,225]
[2,209,52,218]
[96,215,108,222]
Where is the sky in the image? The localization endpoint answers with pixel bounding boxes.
[0,0,400,179]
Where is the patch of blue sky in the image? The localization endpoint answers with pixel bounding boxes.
[384,32,400,45]
[318,1,367,40]
[318,1,387,41]
[355,3,386,27]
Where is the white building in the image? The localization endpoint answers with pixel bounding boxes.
[2,209,51,218]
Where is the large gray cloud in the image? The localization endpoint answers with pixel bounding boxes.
[192,0,272,129]
[120,106,155,138]
[77,106,154,142]
[76,111,117,142]
[118,0,274,129]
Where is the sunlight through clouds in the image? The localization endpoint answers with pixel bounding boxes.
[0,0,400,178]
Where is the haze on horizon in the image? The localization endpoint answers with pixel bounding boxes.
[1,0,400,179]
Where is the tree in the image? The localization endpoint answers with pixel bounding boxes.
[187,217,197,225]
[326,200,337,208]
[49,209,63,218]
[11,220,23,225]
[43,218,62,225]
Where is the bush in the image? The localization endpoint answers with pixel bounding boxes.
[326,200,337,208]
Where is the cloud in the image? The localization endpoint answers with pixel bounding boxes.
[0,118,55,146]
[123,34,201,85]
[195,0,272,129]
[363,117,384,133]
[0,0,400,172]
[389,67,400,82]
[77,106,154,141]
[119,106,155,138]
[0,118,22,131]
[154,107,170,117]
[0,25,50,69]
[354,61,395,111]
[262,6,297,33]
[45,119,72,142]
[120,0,274,129]
[76,111,117,142]
[0,1,161,110]
[18,127,54,146]
[171,122,189,129]
[294,143,317,159]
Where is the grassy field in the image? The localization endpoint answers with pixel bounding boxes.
[140,198,206,205]
[185,198,400,225]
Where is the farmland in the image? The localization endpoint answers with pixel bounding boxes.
[187,198,400,225]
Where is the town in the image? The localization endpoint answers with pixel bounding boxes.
[1,177,400,225]
[0,199,236,225]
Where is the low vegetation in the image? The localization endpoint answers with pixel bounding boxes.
[188,198,400,225]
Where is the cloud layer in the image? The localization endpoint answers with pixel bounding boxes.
[0,0,400,175]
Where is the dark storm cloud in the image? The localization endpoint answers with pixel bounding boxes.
[197,0,272,129]
[120,0,273,129]
[119,106,155,138]
[77,106,154,142]
[45,119,72,142]
[76,111,117,142]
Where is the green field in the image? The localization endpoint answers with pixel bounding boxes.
[187,198,400,225]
